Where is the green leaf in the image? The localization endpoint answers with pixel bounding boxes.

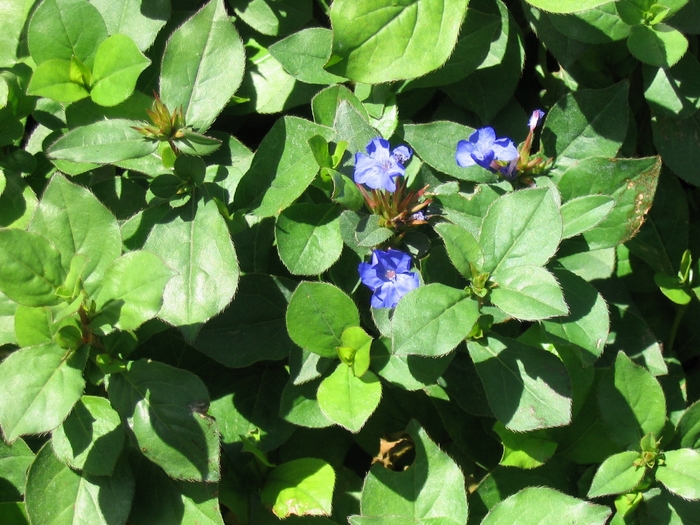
[444,4,524,122]
[333,100,378,155]
[0,343,87,443]
[494,422,557,469]
[521,10,591,71]
[174,155,206,186]
[143,196,239,340]
[232,33,319,115]
[655,272,693,304]
[371,336,453,391]
[667,0,700,32]
[173,130,222,157]
[261,458,335,518]
[0,291,16,347]
[596,277,668,375]
[62,91,153,129]
[652,111,700,186]
[0,0,33,67]
[160,0,245,132]
[331,171,364,211]
[286,281,359,358]
[51,395,124,476]
[0,502,26,522]
[0,438,34,501]
[312,85,369,128]
[656,449,700,500]
[561,195,615,239]
[523,0,612,13]
[541,268,610,366]
[0,229,66,307]
[27,0,108,68]
[626,171,688,275]
[317,364,381,432]
[480,187,562,274]
[25,443,133,525]
[481,487,611,524]
[47,119,158,164]
[233,116,334,217]
[26,59,89,103]
[279,378,333,429]
[491,265,568,321]
[209,365,294,452]
[433,222,484,278]
[327,0,469,83]
[269,28,346,84]
[628,23,688,68]
[29,174,121,296]
[90,0,170,52]
[587,451,645,498]
[194,274,295,368]
[13,305,54,347]
[92,251,174,331]
[107,359,220,482]
[435,185,505,238]
[0,171,38,230]
[128,452,224,525]
[90,34,150,107]
[549,3,631,44]
[230,0,312,36]
[339,326,372,377]
[551,370,623,465]
[542,82,629,170]
[276,203,343,276]
[356,420,468,524]
[467,335,572,431]
[642,487,700,525]
[597,351,667,449]
[403,0,502,89]
[403,121,496,183]
[676,400,700,449]
[339,211,393,256]
[557,157,661,249]
[392,284,480,357]
[643,54,700,119]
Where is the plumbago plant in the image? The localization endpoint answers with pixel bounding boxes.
[4,0,700,524]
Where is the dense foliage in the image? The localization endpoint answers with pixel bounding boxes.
[2,0,700,524]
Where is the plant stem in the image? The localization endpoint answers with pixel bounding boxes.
[667,302,688,355]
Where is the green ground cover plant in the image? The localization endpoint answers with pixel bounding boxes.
[2,0,700,523]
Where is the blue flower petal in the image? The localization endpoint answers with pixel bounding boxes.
[529,109,545,131]
[358,261,384,290]
[456,140,477,167]
[492,138,518,162]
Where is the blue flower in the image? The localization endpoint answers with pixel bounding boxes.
[354,138,412,192]
[528,109,545,131]
[358,249,420,308]
[455,127,518,170]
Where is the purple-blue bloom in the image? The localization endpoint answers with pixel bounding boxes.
[358,249,420,308]
[354,138,412,192]
[455,127,518,170]
[528,109,545,131]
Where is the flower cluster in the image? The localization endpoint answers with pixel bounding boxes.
[455,110,549,180]
[358,249,420,308]
[133,93,186,142]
